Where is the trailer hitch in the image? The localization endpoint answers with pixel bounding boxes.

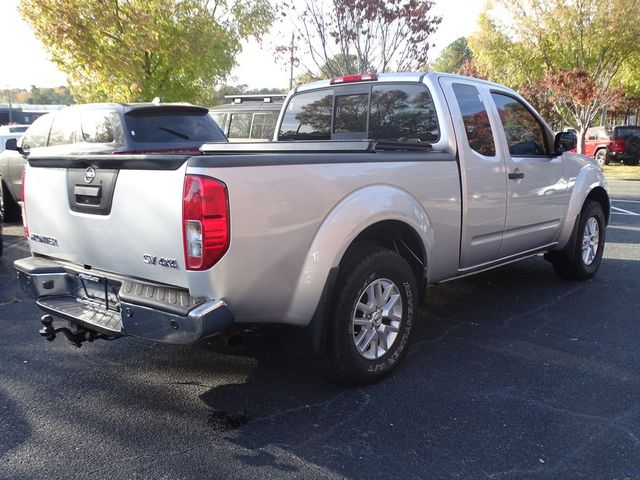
[39,315,119,348]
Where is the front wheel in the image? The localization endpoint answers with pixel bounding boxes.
[317,246,418,385]
[550,200,606,280]
[594,149,609,167]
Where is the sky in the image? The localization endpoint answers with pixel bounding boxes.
[0,0,486,91]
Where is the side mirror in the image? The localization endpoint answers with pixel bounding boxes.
[554,131,577,154]
[5,138,18,151]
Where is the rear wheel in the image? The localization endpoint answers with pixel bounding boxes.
[594,148,608,167]
[0,179,21,222]
[550,200,606,280]
[316,246,418,385]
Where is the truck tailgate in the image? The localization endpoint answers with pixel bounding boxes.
[24,160,189,288]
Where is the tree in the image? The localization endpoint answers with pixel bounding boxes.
[29,86,74,104]
[278,0,441,79]
[20,0,273,103]
[296,53,374,83]
[468,0,640,153]
[430,37,472,74]
[0,86,74,105]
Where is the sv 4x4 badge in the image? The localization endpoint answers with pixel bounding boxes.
[143,254,179,269]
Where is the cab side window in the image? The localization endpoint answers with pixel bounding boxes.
[48,111,80,146]
[452,83,496,156]
[491,93,548,156]
[210,112,229,135]
[228,113,252,139]
[21,114,53,150]
[250,112,278,140]
[81,111,123,144]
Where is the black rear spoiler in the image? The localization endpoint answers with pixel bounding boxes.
[124,105,209,116]
[27,154,191,170]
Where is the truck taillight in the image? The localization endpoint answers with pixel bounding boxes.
[182,175,229,270]
[21,169,28,238]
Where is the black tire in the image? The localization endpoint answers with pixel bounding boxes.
[550,200,606,280]
[316,246,418,385]
[624,135,640,157]
[0,179,21,222]
[622,156,639,166]
[0,179,4,223]
[594,148,608,167]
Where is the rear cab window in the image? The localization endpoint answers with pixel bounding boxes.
[278,90,333,140]
[124,107,225,146]
[278,83,440,144]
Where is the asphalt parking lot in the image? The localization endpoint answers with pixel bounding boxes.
[1,179,639,480]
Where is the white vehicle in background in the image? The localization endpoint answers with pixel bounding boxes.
[0,124,29,153]
[210,94,285,142]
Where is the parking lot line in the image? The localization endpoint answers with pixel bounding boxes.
[611,206,640,216]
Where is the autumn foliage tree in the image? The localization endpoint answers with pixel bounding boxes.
[19,0,274,103]
[544,69,621,151]
[279,0,441,80]
[468,0,640,153]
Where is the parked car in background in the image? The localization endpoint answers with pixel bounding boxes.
[0,124,29,154]
[609,126,640,166]
[584,126,611,166]
[210,94,285,142]
[0,103,226,221]
[584,125,640,166]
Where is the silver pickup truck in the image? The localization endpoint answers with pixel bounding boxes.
[14,72,609,384]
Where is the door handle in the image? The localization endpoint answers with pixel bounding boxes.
[508,171,525,180]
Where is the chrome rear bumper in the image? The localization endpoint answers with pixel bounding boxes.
[14,256,233,344]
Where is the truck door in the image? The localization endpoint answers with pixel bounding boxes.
[439,78,508,269]
[488,92,567,258]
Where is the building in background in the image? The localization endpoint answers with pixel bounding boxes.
[0,104,65,125]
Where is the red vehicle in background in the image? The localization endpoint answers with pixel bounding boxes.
[584,125,640,166]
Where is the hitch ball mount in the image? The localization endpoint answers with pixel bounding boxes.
[39,315,118,348]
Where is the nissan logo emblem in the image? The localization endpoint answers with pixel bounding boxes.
[84,166,96,184]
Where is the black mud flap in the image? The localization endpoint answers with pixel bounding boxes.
[281,267,339,358]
